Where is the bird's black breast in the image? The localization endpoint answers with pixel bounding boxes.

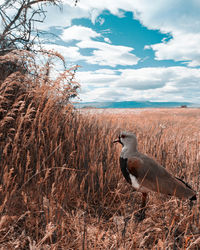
[119,157,131,184]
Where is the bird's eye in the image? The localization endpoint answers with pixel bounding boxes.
[121,134,126,138]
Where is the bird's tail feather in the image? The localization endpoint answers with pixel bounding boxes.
[175,177,197,201]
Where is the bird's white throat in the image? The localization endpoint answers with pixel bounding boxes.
[120,145,137,159]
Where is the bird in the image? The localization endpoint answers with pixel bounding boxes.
[113,131,197,221]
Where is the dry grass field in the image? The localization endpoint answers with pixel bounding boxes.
[0,72,200,249]
[1,1,200,248]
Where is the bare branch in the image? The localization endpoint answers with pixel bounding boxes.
[0,0,61,52]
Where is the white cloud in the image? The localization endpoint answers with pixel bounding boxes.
[104,37,111,43]
[131,0,200,34]
[40,44,84,62]
[38,4,90,28]
[146,33,200,67]
[59,25,139,67]
[61,25,100,42]
[40,0,200,37]
[90,9,103,24]
[58,0,200,66]
[95,69,118,74]
[32,0,200,102]
[30,0,200,66]
[129,0,200,66]
[97,17,105,25]
[77,70,119,87]
[77,40,139,66]
[60,0,200,32]
[116,67,175,90]
[40,39,139,67]
[77,67,200,103]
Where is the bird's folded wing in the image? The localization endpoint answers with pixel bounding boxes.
[127,156,196,199]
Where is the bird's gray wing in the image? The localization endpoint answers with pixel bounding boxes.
[127,155,196,199]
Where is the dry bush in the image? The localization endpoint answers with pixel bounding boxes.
[0,58,200,250]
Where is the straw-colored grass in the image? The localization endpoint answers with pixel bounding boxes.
[0,67,200,248]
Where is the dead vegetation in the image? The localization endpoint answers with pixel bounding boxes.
[1,2,198,247]
[0,52,200,248]
[1,77,200,249]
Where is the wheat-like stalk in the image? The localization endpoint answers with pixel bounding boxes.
[0,51,199,248]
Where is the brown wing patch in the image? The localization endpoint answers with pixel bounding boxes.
[127,157,143,178]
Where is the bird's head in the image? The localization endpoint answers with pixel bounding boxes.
[113,131,138,150]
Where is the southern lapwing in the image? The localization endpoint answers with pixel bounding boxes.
[113,131,197,220]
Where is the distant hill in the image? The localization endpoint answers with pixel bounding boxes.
[75,101,194,109]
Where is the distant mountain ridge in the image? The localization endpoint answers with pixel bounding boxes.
[76,101,194,109]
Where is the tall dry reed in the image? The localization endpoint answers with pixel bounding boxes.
[0,56,200,248]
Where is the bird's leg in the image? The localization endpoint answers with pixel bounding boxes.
[189,199,194,209]
[122,216,131,238]
[135,193,147,222]
[140,192,147,219]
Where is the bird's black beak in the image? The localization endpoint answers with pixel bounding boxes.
[113,135,122,145]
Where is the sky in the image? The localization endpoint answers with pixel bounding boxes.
[30,0,200,103]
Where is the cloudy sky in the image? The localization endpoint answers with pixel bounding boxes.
[40,0,200,103]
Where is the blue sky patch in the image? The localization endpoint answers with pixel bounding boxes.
[37,1,200,104]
